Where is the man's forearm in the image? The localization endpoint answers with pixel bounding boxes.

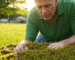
[60,35,75,46]
[47,35,75,49]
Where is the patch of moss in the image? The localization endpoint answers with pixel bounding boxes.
[17,42,75,60]
[0,42,75,60]
[0,47,5,50]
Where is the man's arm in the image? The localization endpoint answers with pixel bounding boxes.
[59,35,75,45]
[47,35,75,49]
[13,39,32,52]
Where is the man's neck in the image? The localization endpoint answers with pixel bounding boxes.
[49,8,57,25]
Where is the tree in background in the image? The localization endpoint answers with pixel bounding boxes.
[0,0,27,21]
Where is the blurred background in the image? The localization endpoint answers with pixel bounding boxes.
[0,0,35,23]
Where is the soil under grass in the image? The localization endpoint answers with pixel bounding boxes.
[0,42,75,60]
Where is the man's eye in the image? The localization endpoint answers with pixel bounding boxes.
[45,4,52,7]
[45,5,50,7]
[37,6,42,9]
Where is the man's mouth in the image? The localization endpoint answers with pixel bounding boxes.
[43,15,50,18]
[43,14,51,17]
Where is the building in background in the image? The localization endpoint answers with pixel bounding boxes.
[15,16,26,23]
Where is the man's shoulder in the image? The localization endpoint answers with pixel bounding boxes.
[28,6,42,19]
[28,7,39,17]
[30,7,37,13]
[61,0,75,4]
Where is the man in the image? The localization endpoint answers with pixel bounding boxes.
[8,16,10,22]
[13,0,75,52]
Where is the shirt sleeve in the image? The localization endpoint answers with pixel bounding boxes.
[71,20,75,34]
[25,11,39,41]
[71,2,75,34]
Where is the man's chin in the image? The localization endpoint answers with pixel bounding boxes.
[44,18,51,21]
[43,16,53,21]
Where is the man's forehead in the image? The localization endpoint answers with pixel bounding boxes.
[34,0,53,2]
[34,0,54,6]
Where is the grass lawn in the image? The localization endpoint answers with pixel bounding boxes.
[0,23,75,60]
[0,23,26,47]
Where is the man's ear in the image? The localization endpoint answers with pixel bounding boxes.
[55,0,58,6]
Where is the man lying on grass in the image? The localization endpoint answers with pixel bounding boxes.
[13,0,75,52]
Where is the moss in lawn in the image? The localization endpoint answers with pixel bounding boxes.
[0,43,17,60]
[17,42,75,60]
[0,42,75,60]
[0,47,5,50]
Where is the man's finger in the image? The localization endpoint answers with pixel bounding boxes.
[13,46,20,52]
[25,47,28,50]
[47,44,53,49]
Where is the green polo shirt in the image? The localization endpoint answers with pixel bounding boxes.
[25,0,75,42]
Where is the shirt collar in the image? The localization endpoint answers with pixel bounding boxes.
[57,0,64,15]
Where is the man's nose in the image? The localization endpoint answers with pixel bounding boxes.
[42,7,47,15]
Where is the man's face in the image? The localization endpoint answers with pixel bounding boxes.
[35,0,57,20]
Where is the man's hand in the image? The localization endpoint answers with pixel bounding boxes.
[13,43,28,52]
[13,39,31,52]
[47,35,75,49]
[47,42,65,49]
